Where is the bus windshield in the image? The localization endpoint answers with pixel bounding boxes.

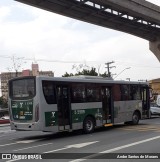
[10,78,35,99]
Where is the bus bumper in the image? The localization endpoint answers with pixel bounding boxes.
[10,122,42,131]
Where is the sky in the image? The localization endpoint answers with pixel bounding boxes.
[0,0,160,82]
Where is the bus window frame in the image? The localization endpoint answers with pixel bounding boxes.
[9,76,36,100]
[42,80,57,104]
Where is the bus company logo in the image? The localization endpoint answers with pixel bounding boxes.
[2,154,11,160]
[20,102,23,108]
[52,112,55,118]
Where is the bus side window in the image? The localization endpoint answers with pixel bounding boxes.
[113,85,121,101]
[130,85,141,100]
[42,81,56,104]
[71,84,86,103]
[86,84,101,102]
[121,85,130,101]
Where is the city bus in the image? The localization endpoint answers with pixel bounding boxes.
[8,76,150,133]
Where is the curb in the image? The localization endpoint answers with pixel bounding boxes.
[0,123,10,127]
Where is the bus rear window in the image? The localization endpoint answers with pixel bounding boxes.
[10,78,35,99]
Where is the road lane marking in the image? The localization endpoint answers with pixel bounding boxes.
[44,141,99,153]
[13,143,53,151]
[0,139,40,147]
[6,141,99,162]
[0,142,18,147]
[70,135,160,162]
[100,136,160,153]
[66,141,99,148]
[16,139,40,143]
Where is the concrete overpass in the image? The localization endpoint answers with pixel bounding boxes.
[15,0,160,61]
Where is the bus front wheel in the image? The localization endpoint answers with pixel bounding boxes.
[83,116,95,134]
[132,112,140,125]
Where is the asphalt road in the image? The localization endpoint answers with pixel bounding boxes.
[0,116,160,162]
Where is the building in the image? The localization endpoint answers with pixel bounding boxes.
[22,69,31,76]
[149,78,160,95]
[32,63,39,76]
[0,72,22,100]
[0,63,54,99]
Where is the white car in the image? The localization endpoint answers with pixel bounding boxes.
[0,116,9,120]
[150,102,160,115]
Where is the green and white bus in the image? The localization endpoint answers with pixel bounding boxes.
[8,76,150,133]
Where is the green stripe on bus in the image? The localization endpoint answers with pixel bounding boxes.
[45,111,58,127]
[45,108,102,127]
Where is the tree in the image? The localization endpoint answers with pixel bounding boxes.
[75,67,98,76]
[99,72,109,77]
[62,67,109,77]
[62,72,74,77]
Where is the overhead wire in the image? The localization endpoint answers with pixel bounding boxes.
[0,55,160,69]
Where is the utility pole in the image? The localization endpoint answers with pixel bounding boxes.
[105,61,116,77]
[8,55,26,77]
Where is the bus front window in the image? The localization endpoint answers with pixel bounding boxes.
[11,78,35,99]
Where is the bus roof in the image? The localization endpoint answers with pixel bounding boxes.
[9,76,149,86]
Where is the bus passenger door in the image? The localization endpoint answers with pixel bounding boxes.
[56,85,71,131]
[102,87,113,124]
[142,87,150,118]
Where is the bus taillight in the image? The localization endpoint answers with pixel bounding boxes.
[35,104,39,122]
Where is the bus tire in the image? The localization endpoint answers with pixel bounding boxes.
[132,112,140,125]
[83,116,95,134]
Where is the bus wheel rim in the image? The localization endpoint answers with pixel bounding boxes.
[133,114,138,123]
[86,120,93,131]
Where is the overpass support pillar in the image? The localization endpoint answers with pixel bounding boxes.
[149,38,160,61]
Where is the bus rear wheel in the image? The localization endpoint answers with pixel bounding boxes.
[83,117,95,134]
[132,112,140,125]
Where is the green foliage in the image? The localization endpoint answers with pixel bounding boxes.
[75,67,98,76]
[62,72,74,77]
[99,72,109,77]
[62,67,109,77]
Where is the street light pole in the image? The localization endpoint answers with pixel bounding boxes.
[114,67,131,79]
